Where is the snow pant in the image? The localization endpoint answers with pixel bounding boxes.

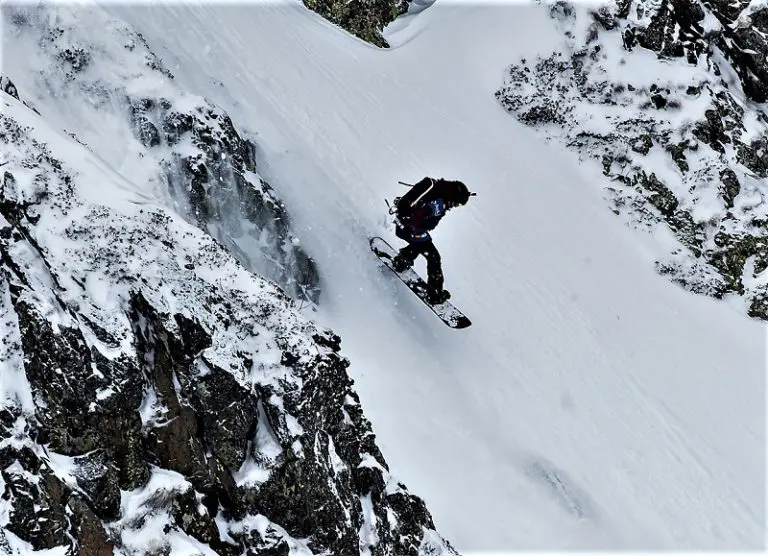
[395,227,444,291]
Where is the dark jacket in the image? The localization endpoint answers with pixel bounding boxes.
[395,178,471,236]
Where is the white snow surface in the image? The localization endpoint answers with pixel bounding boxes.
[4,0,765,552]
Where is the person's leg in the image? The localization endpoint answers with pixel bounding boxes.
[421,242,444,292]
[393,241,421,271]
[393,225,429,271]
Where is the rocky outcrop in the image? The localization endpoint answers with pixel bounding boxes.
[128,97,320,304]
[495,0,768,319]
[302,0,410,47]
[0,79,457,555]
[0,76,19,101]
[619,0,768,103]
[3,4,319,305]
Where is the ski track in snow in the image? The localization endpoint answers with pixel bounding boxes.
[17,0,767,551]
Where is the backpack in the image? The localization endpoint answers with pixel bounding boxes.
[395,178,472,220]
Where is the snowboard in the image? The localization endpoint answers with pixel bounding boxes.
[369,236,471,329]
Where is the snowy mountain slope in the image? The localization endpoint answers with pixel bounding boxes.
[496,0,768,321]
[108,1,766,551]
[2,3,319,304]
[0,76,456,554]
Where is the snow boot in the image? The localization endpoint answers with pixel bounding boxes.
[392,254,411,272]
[429,288,451,304]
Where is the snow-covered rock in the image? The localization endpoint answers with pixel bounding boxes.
[495,0,768,319]
[2,4,319,305]
[302,0,410,47]
[0,66,456,556]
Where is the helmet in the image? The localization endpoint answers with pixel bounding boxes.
[445,180,475,206]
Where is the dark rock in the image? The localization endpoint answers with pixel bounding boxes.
[353,463,387,500]
[736,136,768,177]
[591,6,619,30]
[520,102,565,125]
[386,491,437,554]
[748,289,768,319]
[132,113,160,148]
[68,494,114,556]
[717,8,768,102]
[2,451,72,550]
[13,297,148,486]
[254,447,359,554]
[631,134,653,154]
[667,210,703,256]
[229,521,291,556]
[1,75,20,100]
[719,168,741,208]
[709,232,768,293]
[620,0,768,102]
[632,0,705,62]
[71,451,122,520]
[666,141,690,172]
[301,0,410,47]
[692,109,727,153]
[58,47,91,73]
[169,486,220,545]
[550,0,575,22]
[639,172,679,216]
[187,367,258,472]
[650,92,668,108]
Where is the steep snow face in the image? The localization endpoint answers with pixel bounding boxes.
[109,0,765,552]
[0,84,456,554]
[496,0,768,320]
[1,4,319,304]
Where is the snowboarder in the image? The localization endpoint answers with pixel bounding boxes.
[390,177,475,304]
